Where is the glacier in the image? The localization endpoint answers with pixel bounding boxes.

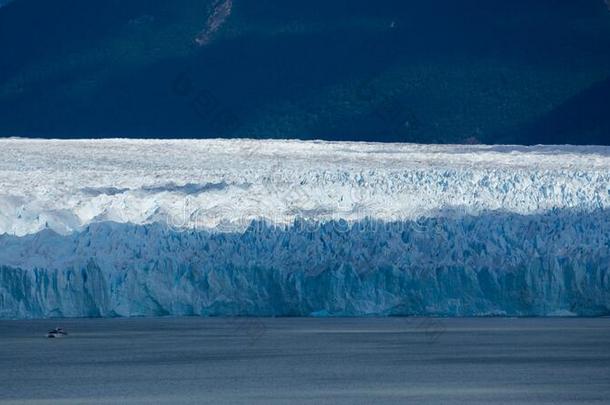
[0,139,609,318]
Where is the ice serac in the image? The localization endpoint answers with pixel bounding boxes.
[0,139,609,318]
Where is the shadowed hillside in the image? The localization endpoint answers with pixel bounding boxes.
[1,0,609,143]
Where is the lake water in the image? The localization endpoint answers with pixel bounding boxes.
[1,318,609,404]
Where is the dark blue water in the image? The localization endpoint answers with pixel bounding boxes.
[1,318,609,404]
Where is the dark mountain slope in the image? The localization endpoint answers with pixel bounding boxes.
[1,0,609,143]
[504,76,610,145]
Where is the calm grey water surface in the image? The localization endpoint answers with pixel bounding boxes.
[1,318,609,404]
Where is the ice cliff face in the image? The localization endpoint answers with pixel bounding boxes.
[0,139,609,318]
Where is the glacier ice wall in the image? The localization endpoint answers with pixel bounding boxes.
[0,139,609,318]
[0,211,609,318]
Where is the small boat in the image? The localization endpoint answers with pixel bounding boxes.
[47,327,68,338]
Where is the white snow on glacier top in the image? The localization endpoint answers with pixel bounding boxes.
[0,138,609,236]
